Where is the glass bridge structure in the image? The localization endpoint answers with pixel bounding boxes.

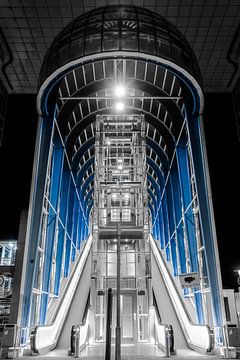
[6,5,228,357]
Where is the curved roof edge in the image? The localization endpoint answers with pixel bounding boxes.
[38,5,202,88]
[37,52,204,117]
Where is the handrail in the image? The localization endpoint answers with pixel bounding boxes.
[82,290,90,325]
[150,235,214,353]
[30,235,92,354]
[152,288,161,323]
[152,306,175,357]
[152,289,175,356]
[69,309,90,357]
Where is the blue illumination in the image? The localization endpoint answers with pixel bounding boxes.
[21,36,224,345]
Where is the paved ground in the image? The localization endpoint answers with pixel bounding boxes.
[20,343,222,359]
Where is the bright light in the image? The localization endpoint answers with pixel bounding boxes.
[116,101,125,111]
[114,85,125,97]
[117,165,123,170]
[234,269,240,277]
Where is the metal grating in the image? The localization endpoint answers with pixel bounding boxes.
[0,0,240,93]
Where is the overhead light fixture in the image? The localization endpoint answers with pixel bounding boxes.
[116,101,125,111]
[114,85,125,98]
[117,165,123,170]
[234,270,240,287]
[234,269,240,277]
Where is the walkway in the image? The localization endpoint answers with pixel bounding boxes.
[21,343,220,359]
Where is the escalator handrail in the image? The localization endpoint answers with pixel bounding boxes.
[150,235,214,353]
[30,235,92,354]
[47,239,90,324]
[81,290,90,326]
[152,306,175,356]
[70,308,90,356]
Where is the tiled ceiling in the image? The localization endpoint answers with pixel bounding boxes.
[0,0,240,94]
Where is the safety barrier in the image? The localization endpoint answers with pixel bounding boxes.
[150,235,214,354]
[30,235,92,354]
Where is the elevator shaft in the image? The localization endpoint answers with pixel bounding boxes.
[92,114,150,345]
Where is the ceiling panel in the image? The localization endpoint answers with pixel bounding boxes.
[0,0,239,93]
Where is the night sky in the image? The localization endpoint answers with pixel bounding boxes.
[0,92,239,289]
[203,94,240,290]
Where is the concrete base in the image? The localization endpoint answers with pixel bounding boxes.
[220,346,237,358]
[1,347,23,359]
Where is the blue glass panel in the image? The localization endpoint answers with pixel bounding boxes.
[21,115,54,334]
[39,136,64,324]
[187,113,223,327]
[176,144,198,272]
[170,168,187,274]
[54,223,65,295]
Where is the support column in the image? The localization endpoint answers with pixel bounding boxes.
[9,211,28,332]
[115,224,121,360]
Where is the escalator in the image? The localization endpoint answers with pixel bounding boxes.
[29,233,214,358]
[151,246,188,350]
[150,235,214,355]
[30,236,92,355]
[56,265,91,350]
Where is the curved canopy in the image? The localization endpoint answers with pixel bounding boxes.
[21,5,224,336]
[37,5,204,228]
[49,57,192,224]
[39,5,201,87]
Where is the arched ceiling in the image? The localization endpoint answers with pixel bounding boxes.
[50,57,190,221]
[36,6,203,224]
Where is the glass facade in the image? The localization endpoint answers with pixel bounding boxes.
[19,5,224,350]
